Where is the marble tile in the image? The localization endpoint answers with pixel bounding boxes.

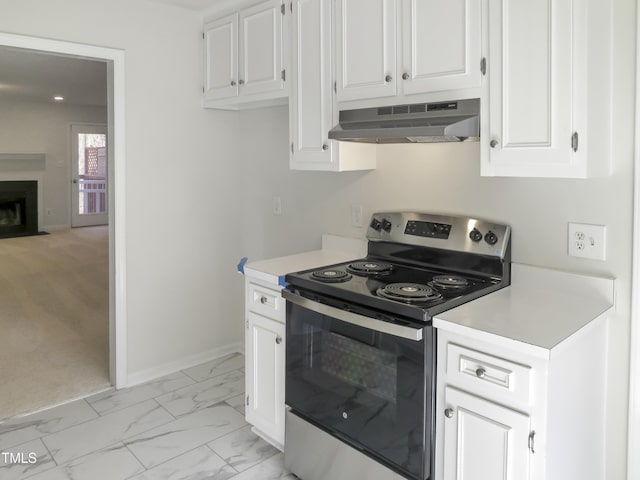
[0,400,98,451]
[224,394,246,415]
[43,399,173,465]
[208,425,278,473]
[229,453,296,480]
[155,369,244,418]
[0,438,56,480]
[24,444,144,480]
[183,353,245,383]
[124,404,246,469]
[128,445,236,480]
[86,372,195,416]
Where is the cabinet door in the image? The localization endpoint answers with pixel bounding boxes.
[442,387,531,480]
[239,0,285,97]
[400,0,481,95]
[245,311,285,447]
[335,0,397,102]
[483,0,580,177]
[203,14,238,102]
[289,0,336,169]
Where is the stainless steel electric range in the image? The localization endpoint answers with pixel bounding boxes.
[282,212,511,480]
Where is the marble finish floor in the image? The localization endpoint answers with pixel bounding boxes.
[0,353,296,480]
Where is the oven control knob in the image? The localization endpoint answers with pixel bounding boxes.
[370,218,382,231]
[469,228,483,242]
[484,231,498,245]
[381,219,392,232]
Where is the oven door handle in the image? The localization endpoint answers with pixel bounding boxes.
[282,290,424,341]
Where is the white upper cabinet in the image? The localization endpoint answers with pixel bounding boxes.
[481,0,612,177]
[335,0,397,102]
[203,0,288,109]
[400,0,482,95]
[290,0,376,171]
[203,14,238,102]
[335,0,482,105]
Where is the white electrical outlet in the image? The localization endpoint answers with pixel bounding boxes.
[351,205,364,227]
[272,196,282,215]
[568,223,607,260]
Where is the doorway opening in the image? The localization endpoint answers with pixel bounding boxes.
[0,32,126,419]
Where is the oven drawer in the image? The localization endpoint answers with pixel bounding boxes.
[446,343,532,406]
[247,282,285,322]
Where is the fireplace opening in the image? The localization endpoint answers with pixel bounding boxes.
[0,181,39,239]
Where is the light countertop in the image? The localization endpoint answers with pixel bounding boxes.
[433,263,615,353]
[241,234,367,286]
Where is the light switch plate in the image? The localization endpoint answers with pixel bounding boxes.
[568,223,607,260]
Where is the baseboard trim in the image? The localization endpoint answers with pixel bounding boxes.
[126,342,244,388]
[42,224,71,231]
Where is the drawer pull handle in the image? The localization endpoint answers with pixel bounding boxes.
[528,430,536,453]
[444,408,454,419]
[275,335,282,344]
[476,368,486,378]
[260,296,268,304]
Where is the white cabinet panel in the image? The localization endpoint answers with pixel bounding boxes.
[290,0,376,171]
[245,311,285,448]
[290,0,335,167]
[401,0,481,95]
[239,0,284,96]
[443,387,531,480]
[336,0,397,102]
[203,0,287,109]
[482,0,612,177]
[203,14,238,102]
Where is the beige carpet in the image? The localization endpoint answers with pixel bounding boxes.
[0,226,110,421]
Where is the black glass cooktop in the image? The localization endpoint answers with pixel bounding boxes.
[285,256,503,322]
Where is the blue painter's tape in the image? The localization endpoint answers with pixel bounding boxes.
[278,275,287,287]
[237,257,248,274]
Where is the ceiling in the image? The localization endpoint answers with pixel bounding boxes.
[0,46,108,107]
[0,0,230,107]
[145,0,227,9]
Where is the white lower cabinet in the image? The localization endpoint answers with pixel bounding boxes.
[443,387,531,480]
[244,278,286,450]
[436,320,607,480]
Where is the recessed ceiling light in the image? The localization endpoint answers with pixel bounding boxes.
[53,96,64,101]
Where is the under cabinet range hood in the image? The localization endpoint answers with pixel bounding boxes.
[328,98,480,144]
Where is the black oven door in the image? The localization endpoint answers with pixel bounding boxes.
[283,289,435,480]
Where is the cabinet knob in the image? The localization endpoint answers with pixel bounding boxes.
[385,74,392,83]
[402,72,409,80]
[275,335,282,344]
[260,296,268,304]
[322,143,329,151]
[475,368,486,378]
[239,79,245,85]
[490,139,499,148]
[230,80,236,87]
[444,408,454,419]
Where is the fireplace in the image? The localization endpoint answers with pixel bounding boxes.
[0,181,38,239]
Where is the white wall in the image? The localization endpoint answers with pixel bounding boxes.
[237,1,636,477]
[0,0,242,377]
[0,99,107,228]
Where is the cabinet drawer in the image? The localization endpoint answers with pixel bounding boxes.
[247,282,284,321]
[446,343,532,406]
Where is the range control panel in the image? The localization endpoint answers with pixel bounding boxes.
[367,212,511,259]
[405,220,452,239]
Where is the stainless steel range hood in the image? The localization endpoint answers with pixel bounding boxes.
[328,98,480,144]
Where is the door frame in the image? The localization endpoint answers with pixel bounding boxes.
[0,32,128,389]
[70,123,109,227]
[630,5,640,479]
